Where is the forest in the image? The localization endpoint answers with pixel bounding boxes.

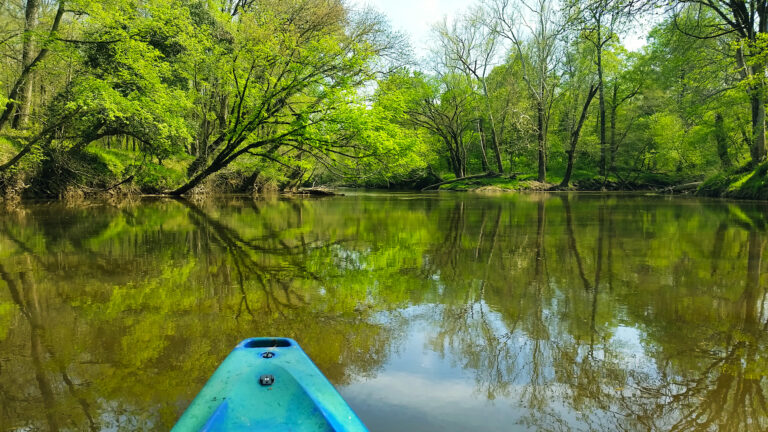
[0,0,767,199]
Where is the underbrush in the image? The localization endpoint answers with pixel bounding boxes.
[435,169,699,192]
[699,162,768,200]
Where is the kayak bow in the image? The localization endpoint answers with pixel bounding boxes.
[172,337,368,432]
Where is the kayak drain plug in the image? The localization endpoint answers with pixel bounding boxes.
[259,375,275,386]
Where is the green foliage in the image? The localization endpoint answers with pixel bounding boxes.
[132,162,185,192]
[86,147,191,191]
[699,162,768,199]
[0,0,764,196]
[0,137,19,161]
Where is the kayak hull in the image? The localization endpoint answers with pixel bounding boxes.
[172,338,367,432]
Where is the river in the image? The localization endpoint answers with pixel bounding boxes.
[0,192,766,431]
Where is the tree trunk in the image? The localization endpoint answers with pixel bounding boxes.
[170,159,222,195]
[562,152,576,189]
[714,112,731,170]
[457,134,467,177]
[561,85,598,188]
[597,42,607,178]
[608,83,618,171]
[536,101,546,182]
[479,79,503,173]
[476,119,489,172]
[12,0,40,129]
[737,40,767,164]
[0,1,64,131]
[750,90,767,163]
[218,92,229,130]
[488,118,504,173]
[444,136,463,179]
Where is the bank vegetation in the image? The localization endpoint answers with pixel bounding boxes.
[0,0,766,199]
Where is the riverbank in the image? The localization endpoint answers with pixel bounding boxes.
[3,137,768,200]
[434,171,701,193]
[697,161,768,200]
[0,142,286,200]
[433,165,768,200]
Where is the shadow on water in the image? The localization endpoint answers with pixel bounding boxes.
[0,193,765,430]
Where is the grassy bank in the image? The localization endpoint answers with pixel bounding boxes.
[436,170,699,193]
[698,162,768,200]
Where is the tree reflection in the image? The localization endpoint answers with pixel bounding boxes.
[628,225,768,432]
[421,194,768,431]
[0,194,766,431]
[0,198,401,430]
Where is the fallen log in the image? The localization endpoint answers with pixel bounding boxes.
[295,187,342,196]
[421,172,499,191]
[105,175,135,191]
[662,182,702,193]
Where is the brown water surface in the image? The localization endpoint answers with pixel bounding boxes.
[0,192,766,431]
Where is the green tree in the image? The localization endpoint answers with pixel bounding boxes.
[488,0,568,182]
[170,0,398,194]
[435,10,505,173]
[672,0,768,164]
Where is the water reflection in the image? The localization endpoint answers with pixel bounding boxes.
[0,193,766,431]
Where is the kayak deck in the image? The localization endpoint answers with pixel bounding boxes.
[172,338,367,432]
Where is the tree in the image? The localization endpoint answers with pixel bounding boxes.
[0,0,201,176]
[487,0,568,182]
[169,0,399,195]
[672,0,768,164]
[435,11,505,173]
[11,0,40,129]
[568,0,634,178]
[388,71,478,178]
[0,0,64,131]
[485,59,537,171]
[559,40,598,187]
[637,10,747,174]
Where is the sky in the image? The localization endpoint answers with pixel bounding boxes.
[351,0,650,60]
[351,0,467,59]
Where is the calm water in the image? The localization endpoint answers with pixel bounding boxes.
[0,192,766,431]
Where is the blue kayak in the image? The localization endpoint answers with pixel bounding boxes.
[172,338,368,432]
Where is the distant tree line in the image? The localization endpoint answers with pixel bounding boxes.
[0,0,765,196]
